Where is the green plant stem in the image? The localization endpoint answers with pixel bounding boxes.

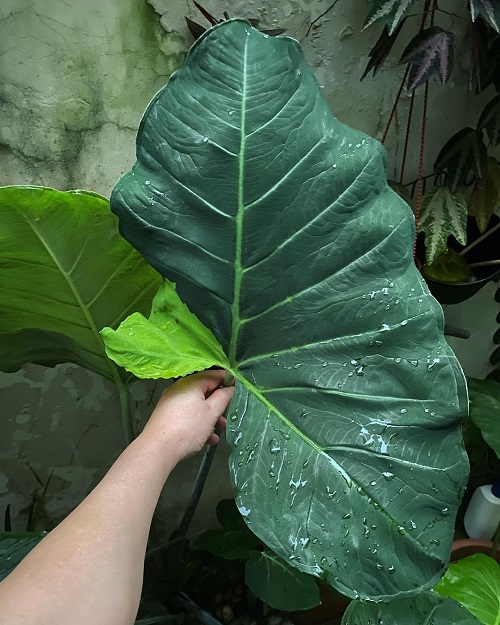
[116,376,134,446]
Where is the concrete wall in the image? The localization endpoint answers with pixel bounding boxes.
[1,0,497,534]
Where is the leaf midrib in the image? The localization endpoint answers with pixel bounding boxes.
[229,38,248,365]
[14,202,119,382]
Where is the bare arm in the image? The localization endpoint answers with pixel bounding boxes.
[0,370,234,625]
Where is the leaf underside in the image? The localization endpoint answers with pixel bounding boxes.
[0,187,161,380]
[109,20,468,602]
[468,158,500,233]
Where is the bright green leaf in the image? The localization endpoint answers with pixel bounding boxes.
[101,280,229,378]
[342,592,483,625]
[434,554,500,625]
[418,187,468,264]
[0,532,45,582]
[0,186,161,381]
[245,549,321,611]
[468,158,500,233]
[110,20,469,601]
[467,378,500,459]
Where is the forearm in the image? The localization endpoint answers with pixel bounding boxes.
[0,432,180,625]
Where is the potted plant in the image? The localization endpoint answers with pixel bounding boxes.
[357,0,500,304]
[98,17,472,625]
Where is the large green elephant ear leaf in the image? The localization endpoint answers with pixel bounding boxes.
[0,186,161,381]
[109,20,468,601]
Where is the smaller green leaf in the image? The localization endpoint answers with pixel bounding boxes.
[341,592,483,625]
[468,158,500,232]
[100,280,229,379]
[245,549,321,611]
[434,128,488,190]
[434,553,500,625]
[478,95,500,145]
[193,527,261,560]
[418,187,468,264]
[0,532,45,582]
[467,378,500,459]
[363,0,418,35]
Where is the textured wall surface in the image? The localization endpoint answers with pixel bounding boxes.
[0,0,497,533]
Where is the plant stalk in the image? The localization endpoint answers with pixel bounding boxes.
[459,221,500,257]
[116,376,134,446]
[469,260,500,268]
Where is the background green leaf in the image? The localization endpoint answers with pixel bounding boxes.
[245,549,321,611]
[110,20,469,601]
[0,532,44,582]
[434,128,488,191]
[0,186,161,381]
[193,526,261,560]
[467,378,500,459]
[434,554,500,625]
[363,0,417,35]
[342,592,483,625]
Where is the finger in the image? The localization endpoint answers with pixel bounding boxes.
[206,385,234,417]
[192,369,227,395]
[207,432,220,446]
[215,415,227,431]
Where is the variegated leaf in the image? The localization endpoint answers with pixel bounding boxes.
[468,157,500,232]
[400,27,454,91]
[434,128,488,190]
[478,94,500,145]
[469,0,500,33]
[363,0,418,35]
[418,187,468,264]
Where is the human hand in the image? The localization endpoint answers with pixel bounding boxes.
[141,369,235,461]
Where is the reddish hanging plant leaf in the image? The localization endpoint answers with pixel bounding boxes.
[434,128,488,191]
[185,17,207,40]
[469,18,489,91]
[478,94,500,145]
[400,27,454,91]
[186,3,286,40]
[468,157,500,232]
[193,1,221,25]
[363,0,418,35]
[469,0,500,33]
[361,21,405,79]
